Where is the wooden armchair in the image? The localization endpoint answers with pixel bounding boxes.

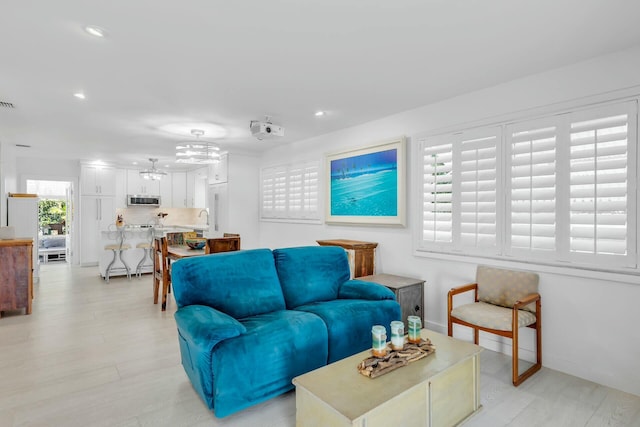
[448,265,541,386]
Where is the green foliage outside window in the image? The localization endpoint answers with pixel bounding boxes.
[39,199,66,234]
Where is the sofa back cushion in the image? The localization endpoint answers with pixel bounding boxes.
[273,246,350,309]
[171,248,286,318]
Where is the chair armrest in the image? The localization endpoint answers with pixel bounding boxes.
[513,293,540,310]
[448,282,478,297]
[174,305,246,352]
[338,279,396,301]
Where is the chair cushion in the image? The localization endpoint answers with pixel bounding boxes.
[476,265,539,312]
[273,246,351,309]
[451,301,536,331]
[295,299,401,363]
[171,248,286,318]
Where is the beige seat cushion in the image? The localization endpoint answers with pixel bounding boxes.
[104,244,131,250]
[136,242,152,249]
[451,301,536,331]
[477,265,539,312]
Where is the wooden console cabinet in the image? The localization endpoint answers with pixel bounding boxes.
[0,238,33,316]
[359,274,424,328]
[316,239,377,278]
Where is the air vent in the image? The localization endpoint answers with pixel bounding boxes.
[16,144,31,148]
[0,101,15,109]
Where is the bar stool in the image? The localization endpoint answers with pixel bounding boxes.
[104,226,132,283]
[135,228,154,278]
[135,242,152,277]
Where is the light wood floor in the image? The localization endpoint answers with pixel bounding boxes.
[0,263,639,427]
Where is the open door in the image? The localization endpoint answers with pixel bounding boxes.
[65,184,74,264]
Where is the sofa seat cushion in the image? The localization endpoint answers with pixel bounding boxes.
[295,299,401,363]
[210,310,328,417]
[451,301,536,331]
[274,246,351,309]
[172,248,286,318]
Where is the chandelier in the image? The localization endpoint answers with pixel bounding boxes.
[176,129,221,164]
[139,158,167,181]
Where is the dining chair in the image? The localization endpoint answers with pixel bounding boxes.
[153,236,171,310]
[205,236,241,254]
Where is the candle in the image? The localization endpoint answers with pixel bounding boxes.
[408,315,422,343]
[390,320,405,350]
[371,325,387,357]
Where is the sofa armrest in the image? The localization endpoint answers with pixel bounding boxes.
[338,279,396,301]
[174,305,247,351]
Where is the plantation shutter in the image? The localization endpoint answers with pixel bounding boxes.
[421,137,454,248]
[260,161,321,221]
[567,102,637,266]
[457,130,499,253]
[505,118,558,259]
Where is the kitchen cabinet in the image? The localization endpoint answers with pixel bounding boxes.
[159,173,172,208]
[81,165,116,196]
[0,239,33,315]
[80,195,115,265]
[209,153,228,184]
[127,169,160,195]
[171,172,187,208]
[115,168,127,209]
[187,167,208,208]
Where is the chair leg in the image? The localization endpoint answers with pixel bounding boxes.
[473,328,479,345]
[512,304,542,386]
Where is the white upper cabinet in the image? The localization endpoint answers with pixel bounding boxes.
[81,165,116,196]
[209,154,228,184]
[159,173,172,208]
[126,169,160,195]
[172,172,187,208]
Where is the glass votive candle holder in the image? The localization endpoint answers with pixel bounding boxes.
[390,320,405,350]
[407,315,422,343]
[371,325,387,357]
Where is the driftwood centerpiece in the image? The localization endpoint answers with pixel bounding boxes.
[357,338,435,378]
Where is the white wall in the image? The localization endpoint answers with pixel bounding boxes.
[259,46,640,396]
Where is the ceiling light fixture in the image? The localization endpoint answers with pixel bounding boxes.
[84,25,106,38]
[139,158,167,181]
[315,111,325,117]
[74,92,86,100]
[176,129,221,164]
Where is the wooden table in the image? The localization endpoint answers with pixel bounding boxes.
[316,239,378,278]
[359,274,425,330]
[293,329,482,427]
[167,245,205,260]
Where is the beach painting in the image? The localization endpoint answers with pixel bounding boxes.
[326,137,406,226]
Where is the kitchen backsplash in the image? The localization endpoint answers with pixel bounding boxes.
[115,207,208,227]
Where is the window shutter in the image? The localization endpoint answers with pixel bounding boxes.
[505,119,557,258]
[260,161,321,221]
[567,102,637,266]
[421,137,454,247]
[457,131,499,252]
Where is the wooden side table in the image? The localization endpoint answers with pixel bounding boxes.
[359,274,424,328]
[316,239,378,278]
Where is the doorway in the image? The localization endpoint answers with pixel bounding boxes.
[26,179,75,266]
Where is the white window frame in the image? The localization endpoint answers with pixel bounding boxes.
[415,98,639,275]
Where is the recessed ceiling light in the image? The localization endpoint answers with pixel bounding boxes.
[84,25,106,38]
[315,111,325,117]
[132,161,138,165]
[74,92,86,100]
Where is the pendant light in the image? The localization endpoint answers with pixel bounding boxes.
[139,158,167,181]
[176,129,221,164]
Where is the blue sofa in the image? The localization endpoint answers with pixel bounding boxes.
[171,246,401,417]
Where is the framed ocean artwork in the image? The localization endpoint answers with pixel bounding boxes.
[325,137,406,226]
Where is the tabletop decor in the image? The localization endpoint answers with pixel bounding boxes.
[325,137,406,226]
[357,337,435,378]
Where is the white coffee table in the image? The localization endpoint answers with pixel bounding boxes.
[292,329,482,427]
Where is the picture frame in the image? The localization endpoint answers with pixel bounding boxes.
[325,137,406,226]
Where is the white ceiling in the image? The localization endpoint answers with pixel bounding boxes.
[2,0,640,169]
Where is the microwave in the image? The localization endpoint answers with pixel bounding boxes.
[127,195,161,207]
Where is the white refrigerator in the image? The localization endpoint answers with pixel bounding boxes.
[7,194,39,278]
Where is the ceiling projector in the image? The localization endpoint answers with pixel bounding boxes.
[250,120,284,140]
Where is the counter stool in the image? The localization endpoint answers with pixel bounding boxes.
[104,242,132,283]
[135,242,153,278]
